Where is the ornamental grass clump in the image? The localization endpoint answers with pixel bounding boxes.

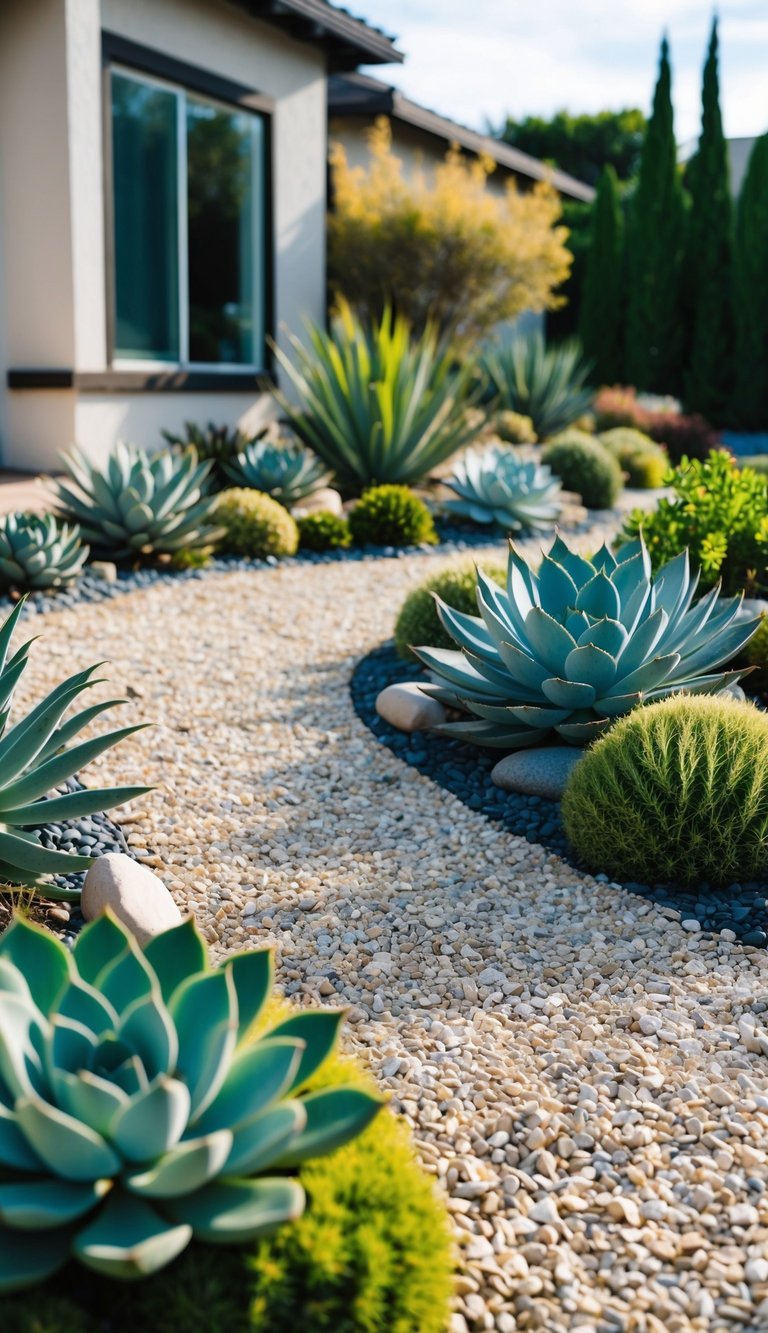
[0,513,88,591]
[443,444,562,534]
[272,302,479,493]
[415,533,759,749]
[215,490,298,559]
[394,562,506,661]
[542,433,623,508]
[348,486,437,548]
[0,914,382,1293]
[561,694,768,886]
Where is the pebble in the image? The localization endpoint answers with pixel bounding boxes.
[375,682,447,732]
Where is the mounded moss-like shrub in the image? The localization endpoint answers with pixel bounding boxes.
[216,488,299,558]
[494,409,537,444]
[348,485,438,548]
[394,562,506,661]
[297,510,352,552]
[2,1037,454,1333]
[599,428,668,488]
[542,433,623,509]
[168,545,214,570]
[739,613,768,692]
[562,694,768,887]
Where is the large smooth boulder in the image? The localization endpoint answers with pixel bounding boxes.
[292,488,344,518]
[82,853,182,944]
[491,746,583,800]
[375,682,447,732]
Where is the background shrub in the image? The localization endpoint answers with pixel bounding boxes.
[216,489,299,559]
[622,450,768,594]
[3,1047,454,1333]
[395,562,507,660]
[494,410,537,444]
[599,428,668,487]
[348,486,438,549]
[297,511,352,552]
[562,693,768,886]
[542,433,623,508]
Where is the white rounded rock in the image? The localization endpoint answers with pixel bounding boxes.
[375,682,446,732]
[81,853,182,945]
[292,487,343,518]
[491,746,583,799]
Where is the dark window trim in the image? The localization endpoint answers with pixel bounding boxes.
[101,32,275,376]
[7,369,276,394]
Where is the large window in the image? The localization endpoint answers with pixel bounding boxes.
[110,68,266,369]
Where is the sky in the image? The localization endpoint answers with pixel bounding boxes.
[354,1,768,148]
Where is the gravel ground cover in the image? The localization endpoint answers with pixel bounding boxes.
[15,550,768,1333]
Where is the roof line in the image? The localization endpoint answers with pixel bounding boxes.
[243,1,403,67]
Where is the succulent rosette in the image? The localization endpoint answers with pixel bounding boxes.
[224,439,331,505]
[443,444,562,533]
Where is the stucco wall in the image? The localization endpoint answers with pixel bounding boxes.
[0,0,328,469]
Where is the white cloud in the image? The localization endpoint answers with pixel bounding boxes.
[357,0,768,144]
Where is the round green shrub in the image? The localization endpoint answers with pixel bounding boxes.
[494,409,537,444]
[2,1047,453,1333]
[297,510,352,552]
[395,561,506,661]
[599,428,668,488]
[739,613,768,692]
[168,545,214,570]
[216,488,299,558]
[561,693,768,887]
[348,485,438,548]
[542,433,623,509]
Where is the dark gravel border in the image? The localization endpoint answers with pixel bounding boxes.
[351,642,768,948]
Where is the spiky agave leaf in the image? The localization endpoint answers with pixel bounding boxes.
[223,439,331,505]
[0,914,383,1289]
[53,443,223,559]
[481,332,593,439]
[443,444,562,534]
[414,533,762,749]
[0,514,88,592]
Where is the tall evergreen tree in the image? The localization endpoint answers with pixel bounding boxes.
[683,17,734,419]
[731,133,768,428]
[625,36,686,393]
[579,165,624,384]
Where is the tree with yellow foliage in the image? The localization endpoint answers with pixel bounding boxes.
[328,117,572,346]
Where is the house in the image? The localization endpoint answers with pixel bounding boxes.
[328,72,596,205]
[678,134,764,197]
[0,0,402,471]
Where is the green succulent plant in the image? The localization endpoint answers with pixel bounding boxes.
[480,333,593,439]
[0,514,88,591]
[415,533,760,749]
[224,440,331,506]
[273,301,479,492]
[0,913,382,1293]
[0,599,148,895]
[161,421,253,489]
[54,444,223,560]
[348,486,438,548]
[442,444,562,534]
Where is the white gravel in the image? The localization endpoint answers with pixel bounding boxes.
[15,540,768,1333]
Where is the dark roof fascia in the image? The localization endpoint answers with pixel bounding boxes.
[237,1,403,70]
[329,73,595,202]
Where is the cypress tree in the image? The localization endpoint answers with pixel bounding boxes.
[579,165,624,384]
[731,133,768,428]
[683,17,734,420]
[625,36,686,393]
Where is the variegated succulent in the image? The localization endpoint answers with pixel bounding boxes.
[443,445,562,534]
[53,444,222,559]
[0,513,88,591]
[0,914,382,1292]
[415,534,760,748]
[223,439,331,506]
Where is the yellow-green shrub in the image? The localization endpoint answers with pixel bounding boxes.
[216,488,299,558]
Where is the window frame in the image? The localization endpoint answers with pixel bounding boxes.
[102,33,274,377]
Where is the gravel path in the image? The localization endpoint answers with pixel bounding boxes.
[18,548,768,1333]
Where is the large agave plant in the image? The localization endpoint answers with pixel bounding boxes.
[224,439,331,505]
[443,444,562,534]
[416,534,760,749]
[481,333,593,440]
[0,599,148,895]
[0,913,382,1291]
[0,513,87,591]
[273,302,480,491]
[54,444,222,559]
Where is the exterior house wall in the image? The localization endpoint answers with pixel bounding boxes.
[0,0,328,470]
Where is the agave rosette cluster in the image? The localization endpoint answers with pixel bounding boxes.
[0,514,87,591]
[416,534,760,749]
[54,443,223,559]
[224,438,331,505]
[0,914,382,1292]
[443,444,562,534]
